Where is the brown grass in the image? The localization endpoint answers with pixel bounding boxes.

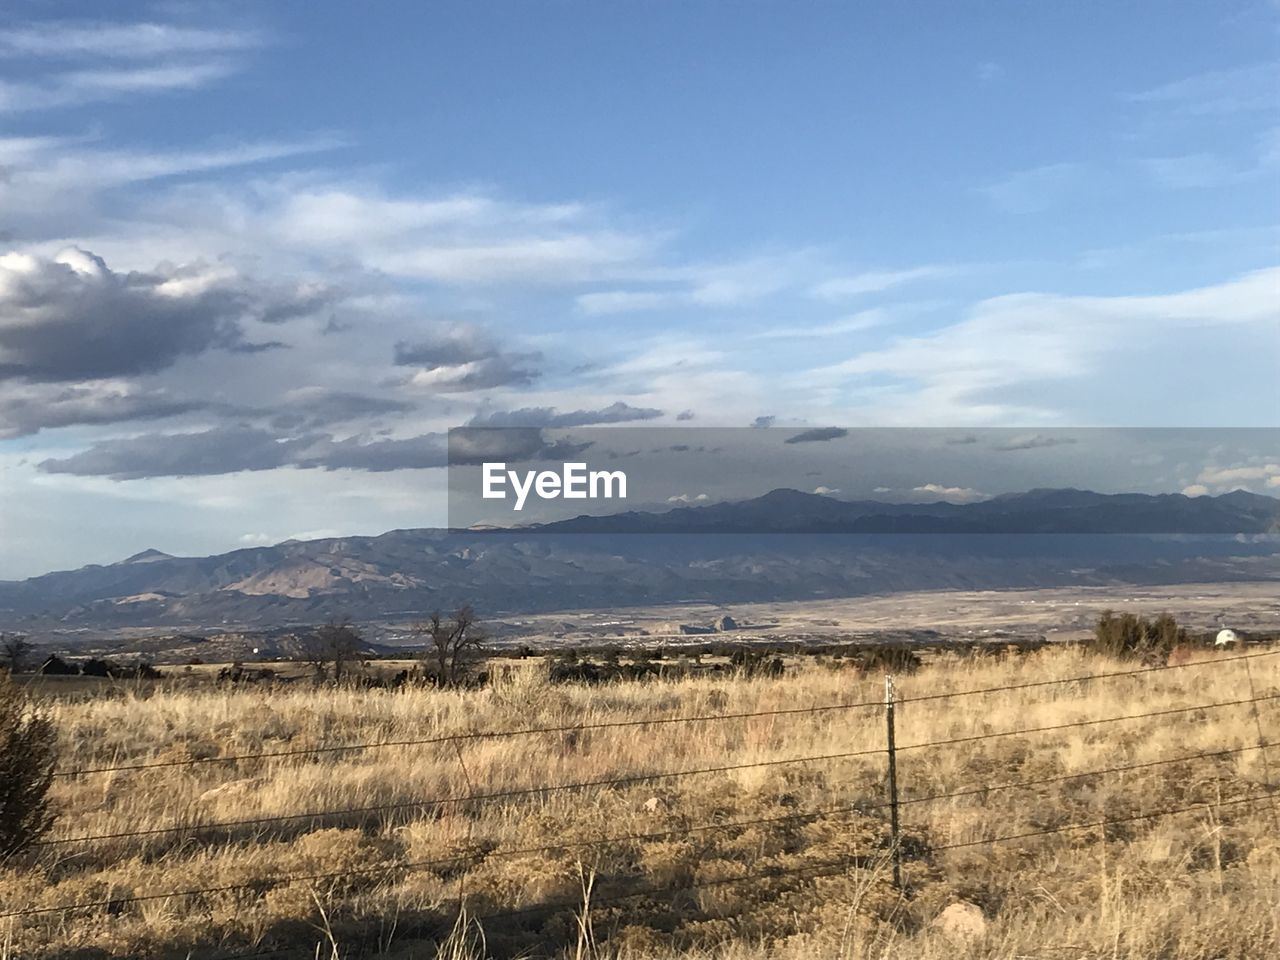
[1,645,1277,959]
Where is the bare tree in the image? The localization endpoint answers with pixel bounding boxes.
[414,606,485,685]
[1,635,33,675]
[302,618,364,682]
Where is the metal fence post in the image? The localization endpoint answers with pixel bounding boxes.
[885,673,903,889]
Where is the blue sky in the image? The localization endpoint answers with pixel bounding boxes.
[0,0,1277,577]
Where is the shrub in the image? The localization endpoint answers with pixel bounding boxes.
[1087,610,1189,662]
[850,645,923,675]
[545,658,663,685]
[80,658,112,677]
[728,649,785,678]
[0,674,57,859]
[1,634,33,673]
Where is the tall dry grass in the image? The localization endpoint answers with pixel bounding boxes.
[0,645,1276,959]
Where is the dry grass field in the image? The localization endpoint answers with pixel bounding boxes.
[2,645,1278,960]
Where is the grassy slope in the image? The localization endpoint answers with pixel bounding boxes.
[3,646,1278,959]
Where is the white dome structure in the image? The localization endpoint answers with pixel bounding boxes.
[1215,628,1239,648]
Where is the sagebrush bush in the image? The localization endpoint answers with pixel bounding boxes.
[0,674,57,859]
[851,644,923,675]
[1086,610,1189,661]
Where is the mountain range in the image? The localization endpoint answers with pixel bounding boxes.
[537,487,1280,534]
[2,488,1277,631]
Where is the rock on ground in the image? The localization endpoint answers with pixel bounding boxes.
[932,901,987,942]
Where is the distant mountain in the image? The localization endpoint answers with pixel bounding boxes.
[536,487,1280,534]
[1,489,1277,632]
[120,548,176,564]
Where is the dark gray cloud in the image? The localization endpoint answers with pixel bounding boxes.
[393,326,498,367]
[38,425,312,479]
[750,415,775,428]
[267,388,415,430]
[226,339,288,354]
[0,383,202,438]
[466,401,661,428]
[0,248,338,383]
[447,427,593,466]
[393,324,540,392]
[994,433,1078,451]
[316,433,449,472]
[0,378,411,440]
[784,427,849,444]
[37,425,453,478]
[256,283,336,323]
[676,409,695,421]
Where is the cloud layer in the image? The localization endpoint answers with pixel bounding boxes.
[38,426,452,479]
[0,248,332,383]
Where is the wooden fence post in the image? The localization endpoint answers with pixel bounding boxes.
[885,673,903,889]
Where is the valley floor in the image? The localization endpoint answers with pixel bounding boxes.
[489,580,1280,647]
[34,579,1280,664]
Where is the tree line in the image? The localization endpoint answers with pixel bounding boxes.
[299,605,486,686]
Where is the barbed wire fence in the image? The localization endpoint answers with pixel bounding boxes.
[3,647,1277,959]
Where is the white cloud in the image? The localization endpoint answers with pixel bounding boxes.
[286,528,344,542]
[684,254,806,306]
[0,22,261,58]
[1139,153,1247,189]
[978,163,1094,214]
[0,61,238,113]
[977,61,1003,83]
[597,339,724,378]
[749,310,895,340]
[576,290,677,315]
[1139,127,1280,190]
[406,359,536,392]
[1125,63,1280,116]
[0,17,262,114]
[814,267,1280,422]
[811,266,952,301]
[911,483,989,503]
[0,136,340,246]
[573,251,831,315]
[274,190,587,241]
[380,233,650,284]
[137,180,661,285]
[1191,463,1280,492]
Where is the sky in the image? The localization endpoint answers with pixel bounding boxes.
[0,0,1277,578]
